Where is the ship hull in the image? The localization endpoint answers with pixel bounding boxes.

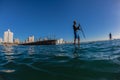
[20,40,57,45]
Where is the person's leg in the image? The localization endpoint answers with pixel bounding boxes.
[74,32,77,45]
[74,38,76,45]
[78,36,80,47]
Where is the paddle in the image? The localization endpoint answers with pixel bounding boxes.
[78,23,86,39]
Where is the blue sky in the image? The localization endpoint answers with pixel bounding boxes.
[0,0,120,42]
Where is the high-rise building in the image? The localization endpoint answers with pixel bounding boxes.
[0,38,2,43]
[4,29,13,43]
[14,38,20,44]
[28,36,34,43]
[56,38,64,44]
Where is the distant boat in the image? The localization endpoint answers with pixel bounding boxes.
[2,43,18,46]
[19,39,57,45]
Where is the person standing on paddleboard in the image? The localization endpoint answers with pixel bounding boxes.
[73,20,81,46]
[109,33,112,40]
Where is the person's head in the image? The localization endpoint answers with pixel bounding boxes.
[73,20,76,25]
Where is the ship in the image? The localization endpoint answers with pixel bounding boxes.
[19,39,57,45]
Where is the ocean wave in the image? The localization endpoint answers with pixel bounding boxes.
[0,40,120,80]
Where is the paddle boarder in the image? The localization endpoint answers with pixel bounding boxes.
[73,20,81,46]
[109,33,112,40]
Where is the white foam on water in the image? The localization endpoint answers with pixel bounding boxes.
[0,69,15,73]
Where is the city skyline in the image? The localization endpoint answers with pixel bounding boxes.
[0,0,120,42]
[0,29,65,44]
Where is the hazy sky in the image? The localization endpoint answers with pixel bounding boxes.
[0,0,120,42]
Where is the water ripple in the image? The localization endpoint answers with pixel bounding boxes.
[0,40,120,80]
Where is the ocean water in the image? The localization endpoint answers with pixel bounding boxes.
[0,40,120,80]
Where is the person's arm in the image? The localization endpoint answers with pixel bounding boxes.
[73,25,78,31]
[78,24,81,30]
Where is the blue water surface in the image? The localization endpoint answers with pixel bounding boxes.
[0,39,120,80]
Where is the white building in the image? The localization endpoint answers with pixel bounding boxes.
[57,38,64,44]
[28,36,34,42]
[4,29,13,43]
[14,38,20,44]
[44,37,48,41]
[0,38,2,43]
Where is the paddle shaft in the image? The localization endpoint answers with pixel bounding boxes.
[79,24,86,39]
